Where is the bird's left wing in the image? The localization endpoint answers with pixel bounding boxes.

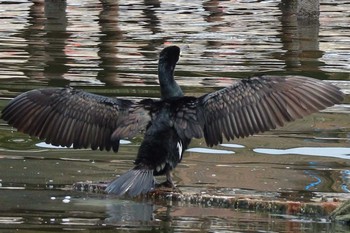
[1,87,151,152]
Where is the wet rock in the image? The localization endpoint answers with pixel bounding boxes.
[73,181,344,218]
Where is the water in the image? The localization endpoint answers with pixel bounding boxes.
[0,0,349,232]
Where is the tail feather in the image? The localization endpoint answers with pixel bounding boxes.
[105,168,155,197]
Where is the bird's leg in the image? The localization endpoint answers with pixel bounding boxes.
[155,170,181,193]
[165,170,175,188]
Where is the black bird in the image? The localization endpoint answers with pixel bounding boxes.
[1,46,344,196]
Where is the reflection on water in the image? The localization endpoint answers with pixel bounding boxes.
[186,147,235,154]
[1,0,349,93]
[35,139,132,149]
[104,200,154,223]
[0,0,349,232]
[254,147,350,160]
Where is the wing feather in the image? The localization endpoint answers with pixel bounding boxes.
[228,112,239,138]
[259,97,277,129]
[222,115,232,141]
[245,105,259,133]
[1,87,151,152]
[197,75,344,146]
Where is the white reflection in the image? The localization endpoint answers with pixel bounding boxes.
[254,147,350,160]
[187,148,234,154]
[35,139,131,149]
[220,143,245,148]
[0,217,24,224]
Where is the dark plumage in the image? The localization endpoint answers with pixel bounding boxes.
[1,46,344,196]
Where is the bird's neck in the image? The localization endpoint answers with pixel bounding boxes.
[158,62,183,100]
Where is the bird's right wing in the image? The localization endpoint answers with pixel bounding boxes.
[196,76,344,146]
[1,87,151,152]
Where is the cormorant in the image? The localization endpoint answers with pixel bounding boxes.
[1,46,344,196]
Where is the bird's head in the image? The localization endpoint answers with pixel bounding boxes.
[159,46,180,67]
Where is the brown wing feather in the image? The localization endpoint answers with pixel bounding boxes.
[198,75,344,146]
[1,87,150,152]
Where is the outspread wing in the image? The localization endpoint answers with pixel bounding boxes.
[197,75,343,146]
[169,76,343,147]
[1,87,151,152]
